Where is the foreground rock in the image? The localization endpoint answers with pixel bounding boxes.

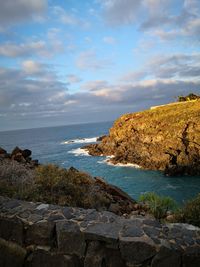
[0,146,38,168]
[0,196,200,267]
[84,100,200,176]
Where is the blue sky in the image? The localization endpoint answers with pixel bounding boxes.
[0,0,200,130]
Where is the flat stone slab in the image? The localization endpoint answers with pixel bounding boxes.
[0,197,200,267]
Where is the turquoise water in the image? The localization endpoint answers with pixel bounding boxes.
[0,121,200,204]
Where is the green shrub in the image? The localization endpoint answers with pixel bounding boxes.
[178,93,200,102]
[34,164,111,209]
[139,192,177,220]
[0,162,117,212]
[175,194,200,227]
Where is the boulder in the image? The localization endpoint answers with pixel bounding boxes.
[96,135,107,142]
[0,147,7,155]
[119,235,157,265]
[25,249,81,267]
[25,221,55,247]
[11,146,23,157]
[12,152,26,163]
[22,149,32,159]
[182,246,200,267]
[0,238,26,267]
[151,246,181,267]
[56,221,86,257]
[84,241,126,267]
[0,217,24,245]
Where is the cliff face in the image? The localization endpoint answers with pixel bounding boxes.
[85,100,200,175]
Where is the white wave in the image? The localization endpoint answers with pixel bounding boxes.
[61,136,98,145]
[68,148,90,156]
[113,162,141,168]
[165,184,178,189]
[61,160,68,165]
[98,156,141,168]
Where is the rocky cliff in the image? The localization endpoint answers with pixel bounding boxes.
[84,100,200,176]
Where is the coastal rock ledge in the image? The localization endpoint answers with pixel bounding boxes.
[84,100,200,176]
[0,196,200,267]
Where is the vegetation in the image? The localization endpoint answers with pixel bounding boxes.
[139,191,200,227]
[0,159,35,199]
[1,159,200,225]
[178,93,200,102]
[139,192,177,220]
[0,160,111,210]
[174,194,200,227]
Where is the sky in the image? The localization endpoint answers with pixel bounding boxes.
[0,0,200,131]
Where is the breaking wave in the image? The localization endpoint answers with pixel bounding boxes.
[61,136,98,145]
[98,156,141,168]
[68,148,90,156]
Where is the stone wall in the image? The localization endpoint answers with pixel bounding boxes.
[0,196,200,267]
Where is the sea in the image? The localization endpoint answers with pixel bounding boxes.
[0,121,200,205]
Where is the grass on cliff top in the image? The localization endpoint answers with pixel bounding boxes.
[110,100,200,141]
[116,100,200,125]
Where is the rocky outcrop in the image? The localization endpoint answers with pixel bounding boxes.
[97,135,107,142]
[0,196,200,267]
[0,148,140,216]
[0,146,38,168]
[84,100,200,176]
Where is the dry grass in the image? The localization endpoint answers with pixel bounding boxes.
[0,161,111,210]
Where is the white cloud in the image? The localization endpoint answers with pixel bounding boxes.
[0,41,46,57]
[1,62,200,130]
[76,50,112,70]
[52,6,90,28]
[184,0,200,16]
[67,74,82,84]
[101,0,141,26]
[0,0,47,26]
[120,53,200,82]
[0,37,65,59]
[100,0,200,44]
[22,60,42,75]
[103,36,116,44]
[81,80,109,91]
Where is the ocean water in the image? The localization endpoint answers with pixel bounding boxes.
[0,121,200,205]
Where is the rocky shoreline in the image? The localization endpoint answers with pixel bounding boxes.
[84,100,200,176]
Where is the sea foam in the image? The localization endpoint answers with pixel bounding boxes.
[68,148,90,156]
[98,156,141,168]
[61,136,98,145]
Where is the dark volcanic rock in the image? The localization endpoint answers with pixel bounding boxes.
[22,149,32,159]
[25,249,80,267]
[56,220,86,257]
[0,146,39,168]
[1,197,200,267]
[0,238,26,267]
[11,146,23,157]
[96,135,107,142]
[151,246,181,267]
[0,147,7,155]
[84,101,200,176]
